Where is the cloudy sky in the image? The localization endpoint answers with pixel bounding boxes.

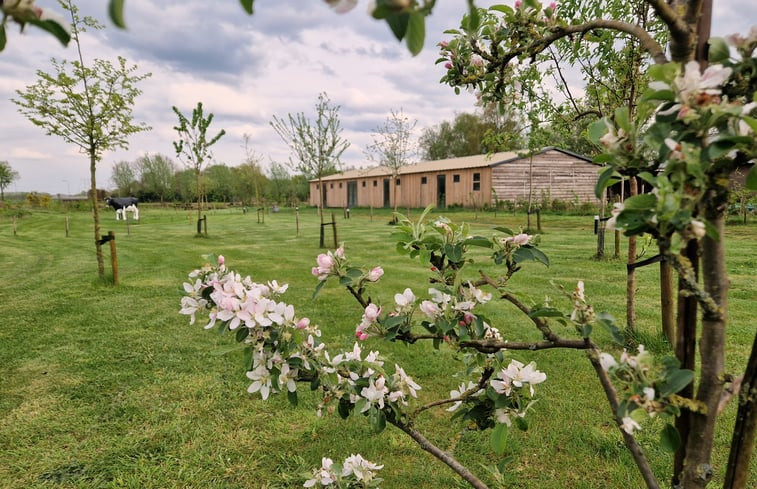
[1,0,754,195]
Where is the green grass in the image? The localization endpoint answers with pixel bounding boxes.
[0,206,754,488]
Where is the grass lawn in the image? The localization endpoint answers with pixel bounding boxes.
[0,205,754,488]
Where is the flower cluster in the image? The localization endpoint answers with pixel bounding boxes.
[304,453,383,488]
[569,281,595,326]
[598,345,693,436]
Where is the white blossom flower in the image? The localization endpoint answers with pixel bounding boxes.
[599,352,618,372]
[303,457,336,487]
[360,377,388,412]
[675,61,732,106]
[342,453,384,482]
[246,365,273,400]
[447,381,480,412]
[621,416,642,435]
[394,288,416,310]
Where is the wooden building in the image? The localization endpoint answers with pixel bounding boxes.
[309,147,600,209]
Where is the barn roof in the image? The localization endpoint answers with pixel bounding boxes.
[312,147,593,182]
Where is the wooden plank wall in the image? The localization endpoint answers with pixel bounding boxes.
[491,151,600,204]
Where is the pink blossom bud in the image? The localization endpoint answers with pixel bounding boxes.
[550,2,557,10]
[356,331,369,341]
[335,246,345,259]
[514,0,522,8]
[297,318,310,329]
[364,303,381,322]
[445,62,453,70]
[367,266,384,282]
[316,253,335,271]
[440,40,448,48]
[217,255,225,265]
[511,233,531,246]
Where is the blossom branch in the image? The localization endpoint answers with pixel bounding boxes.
[414,367,494,416]
[458,338,590,353]
[391,419,490,489]
[587,348,662,489]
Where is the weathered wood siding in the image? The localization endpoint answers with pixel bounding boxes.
[491,150,600,204]
[310,168,492,208]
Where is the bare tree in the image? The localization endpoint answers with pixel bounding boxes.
[365,109,417,218]
[270,92,350,221]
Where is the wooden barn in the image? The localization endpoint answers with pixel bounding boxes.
[309,147,600,209]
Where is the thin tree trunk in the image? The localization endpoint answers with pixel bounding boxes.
[90,151,104,278]
[626,176,638,331]
[680,212,727,489]
[660,255,675,345]
[723,331,757,489]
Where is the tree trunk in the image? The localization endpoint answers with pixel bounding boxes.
[723,331,757,489]
[90,151,104,278]
[679,210,727,489]
[660,256,675,345]
[195,167,202,227]
[626,176,638,331]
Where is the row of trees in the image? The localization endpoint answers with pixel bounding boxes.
[109,153,310,206]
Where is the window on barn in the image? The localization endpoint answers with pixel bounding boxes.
[473,172,481,191]
[316,184,320,189]
[330,183,334,189]
[453,174,460,183]
[421,176,427,184]
[362,181,366,187]
[373,180,378,187]
[396,178,401,186]
[339,183,342,188]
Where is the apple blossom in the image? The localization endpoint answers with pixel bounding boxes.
[217,254,225,265]
[367,266,384,282]
[247,364,273,400]
[394,288,416,310]
[621,416,642,435]
[303,457,337,487]
[360,376,389,411]
[598,352,618,372]
[675,61,732,107]
[419,300,441,318]
[342,453,384,482]
[447,381,482,412]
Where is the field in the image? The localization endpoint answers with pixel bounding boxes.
[1,205,754,489]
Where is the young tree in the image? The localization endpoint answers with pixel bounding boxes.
[364,109,418,218]
[270,92,350,221]
[12,0,150,279]
[0,160,19,201]
[239,133,266,205]
[135,153,177,205]
[172,101,226,227]
[110,160,137,195]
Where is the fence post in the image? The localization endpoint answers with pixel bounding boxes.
[65,216,70,238]
[203,214,208,235]
[331,213,338,248]
[296,206,300,237]
[13,216,17,237]
[536,208,542,232]
[109,231,119,285]
[370,205,373,222]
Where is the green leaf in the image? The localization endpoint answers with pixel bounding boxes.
[405,12,426,56]
[528,307,565,318]
[239,0,255,14]
[660,423,681,453]
[108,0,127,28]
[514,416,528,431]
[493,226,514,236]
[338,396,352,419]
[746,165,757,190]
[463,236,492,248]
[386,12,410,42]
[312,279,326,299]
[27,19,70,47]
[491,423,508,455]
[587,119,607,145]
[614,107,630,133]
[595,166,620,198]
[708,37,730,63]
[623,193,657,210]
[287,390,298,406]
[235,327,249,343]
[467,1,480,32]
[658,369,694,397]
[596,312,624,344]
[338,276,353,286]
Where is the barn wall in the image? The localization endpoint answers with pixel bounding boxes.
[491,150,600,204]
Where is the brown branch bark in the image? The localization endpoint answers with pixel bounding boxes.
[587,348,662,489]
[391,420,490,489]
[723,331,757,489]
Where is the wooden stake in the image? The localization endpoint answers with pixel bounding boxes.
[108,231,118,285]
[65,216,70,238]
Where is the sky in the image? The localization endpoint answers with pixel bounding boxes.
[0,0,754,195]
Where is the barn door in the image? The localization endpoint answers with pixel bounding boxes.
[347,181,357,208]
[436,174,446,209]
[383,179,391,208]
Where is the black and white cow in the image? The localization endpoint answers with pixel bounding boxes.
[105,197,139,220]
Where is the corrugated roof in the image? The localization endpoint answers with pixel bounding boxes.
[312,147,592,182]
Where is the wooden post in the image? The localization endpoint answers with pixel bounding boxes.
[125,213,131,236]
[12,216,17,237]
[536,208,542,231]
[660,257,675,345]
[203,214,208,235]
[108,231,118,285]
[370,205,373,222]
[331,213,338,248]
[65,216,70,238]
[296,207,300,237]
